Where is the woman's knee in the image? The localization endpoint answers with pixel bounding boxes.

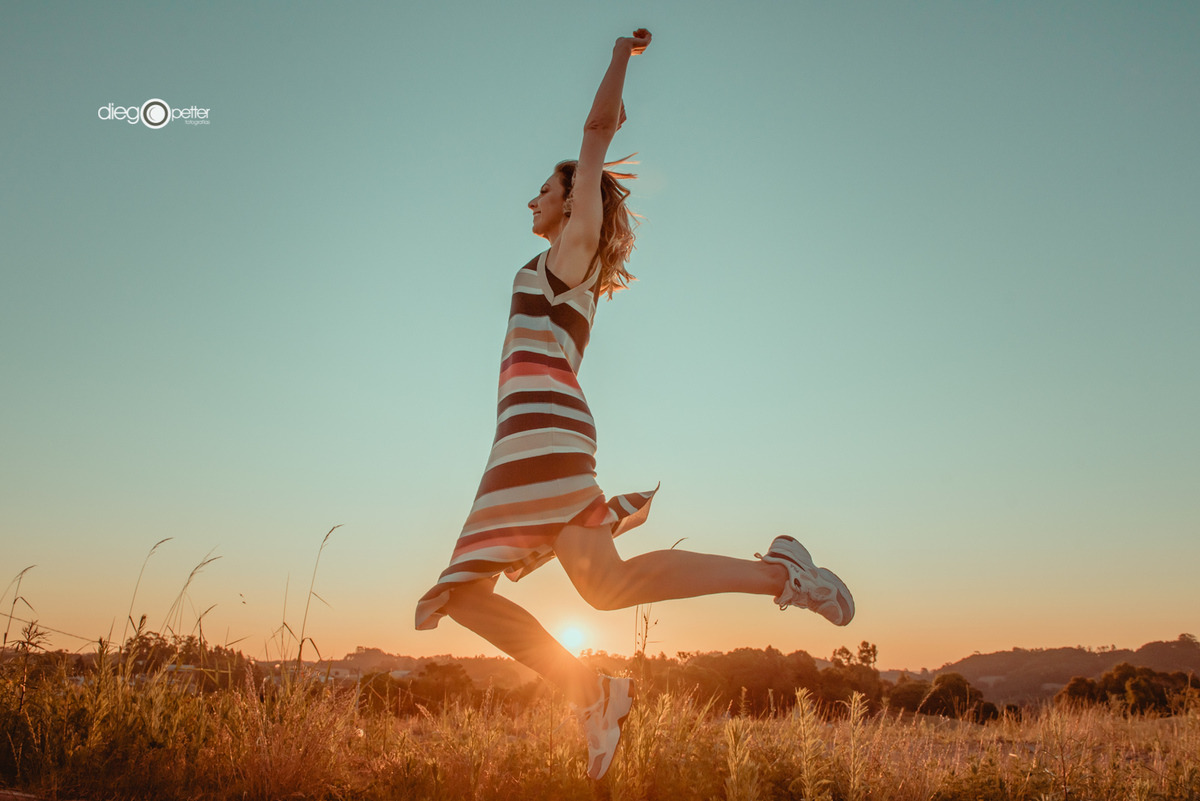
[564,558,630,611]
[562,570,622,610]
[580,583,626,611]
[556,526,627,611]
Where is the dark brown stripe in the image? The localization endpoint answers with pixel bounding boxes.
[509,292,591,354]
[475,451,596,497]
[497,390,591,416]
[494,412,596,442]
[501,350,574,373]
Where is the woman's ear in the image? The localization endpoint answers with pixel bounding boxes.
[562,194,573,217]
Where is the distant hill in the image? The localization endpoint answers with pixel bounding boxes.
[933,634,1200,705]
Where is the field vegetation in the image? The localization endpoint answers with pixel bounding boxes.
[3,618,1199,800]
[3,542,1198,800]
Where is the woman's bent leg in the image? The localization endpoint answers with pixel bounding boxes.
[444,576,600,706]
[555,525,788,611]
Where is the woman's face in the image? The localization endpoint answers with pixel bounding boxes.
[528,172,567,240]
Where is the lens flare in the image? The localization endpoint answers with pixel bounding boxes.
[560,625,586,653]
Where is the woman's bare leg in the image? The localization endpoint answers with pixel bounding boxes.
[442,528,787,706]
[444,576,600,706]
[555,524,787,611]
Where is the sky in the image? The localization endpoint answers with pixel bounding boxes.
[2,1,1197,672]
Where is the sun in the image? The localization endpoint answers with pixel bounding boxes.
[559,625,587,654]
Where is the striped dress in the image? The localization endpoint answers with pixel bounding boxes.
[415,250,657,631]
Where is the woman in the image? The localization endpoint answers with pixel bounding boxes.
[415,28,853,781]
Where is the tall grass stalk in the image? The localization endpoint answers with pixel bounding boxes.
[610,691,720,800]
[160,549,221,638]
[122,538,171,646]
[296,525,340,667]
[838,691,869,801]
[790,687,833,801]
[724,715,761,801]
[2,565,36,650]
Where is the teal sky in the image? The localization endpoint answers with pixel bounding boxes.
[2,1,1197,670]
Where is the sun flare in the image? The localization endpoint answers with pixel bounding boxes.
[559,625,587,653]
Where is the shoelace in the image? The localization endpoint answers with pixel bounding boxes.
[781,577,814,611]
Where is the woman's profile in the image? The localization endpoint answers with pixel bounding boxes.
[415,28,853,781]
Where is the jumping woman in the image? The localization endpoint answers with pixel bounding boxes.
[414,28,854,781]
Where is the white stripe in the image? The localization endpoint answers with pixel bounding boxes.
[488,429,596,462]
[488,430,596,457]
[460,510,576,538]
[435,569,486,584]
[496,402,594,426]
[502,338,560,359]
[464,474,598,515]
[447,543,554,567]
[510,312,554,330]
[499,374,587,399]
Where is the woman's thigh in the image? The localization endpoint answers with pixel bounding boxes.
[444,574,499,610]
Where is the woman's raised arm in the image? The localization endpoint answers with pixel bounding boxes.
[553,29,651,288]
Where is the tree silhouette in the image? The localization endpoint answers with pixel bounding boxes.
[1056,676,1102,708]
[1125,675,1168,714]
[830,646,854,669]
[819,643,884,710]
[1060,661,1198,716]
[887,675,931,714]
[917,673,996,721]
[856,641,878,669]
[403,662,475,712]
[674,647,815,715]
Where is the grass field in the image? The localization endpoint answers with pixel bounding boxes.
[3,639,1199,801]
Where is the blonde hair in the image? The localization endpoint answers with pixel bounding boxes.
[554,156,640,299]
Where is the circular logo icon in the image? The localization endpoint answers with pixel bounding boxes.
[140,98,171,129]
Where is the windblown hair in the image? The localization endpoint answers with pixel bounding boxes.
[555,157,639,299]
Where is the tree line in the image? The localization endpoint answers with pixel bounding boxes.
[360,641,1015,723]
[1055,661,1199,715]
[14,623,1195,722]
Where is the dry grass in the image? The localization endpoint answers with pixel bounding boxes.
[3,651,1199,801]
[4,543,1197,800]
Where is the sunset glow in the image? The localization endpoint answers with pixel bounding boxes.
[559,625,587,655]
[2,2,1197,673]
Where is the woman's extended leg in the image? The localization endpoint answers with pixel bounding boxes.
[443,576,600,706]
[555,524,788,611]
[444,574,638,781]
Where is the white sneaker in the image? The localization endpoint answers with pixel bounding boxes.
[573,674,635,780]
[756,535,855,626]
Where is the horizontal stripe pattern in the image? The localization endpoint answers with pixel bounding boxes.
[415,251,657,631]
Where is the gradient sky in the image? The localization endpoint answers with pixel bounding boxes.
[2,1,1197,671]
